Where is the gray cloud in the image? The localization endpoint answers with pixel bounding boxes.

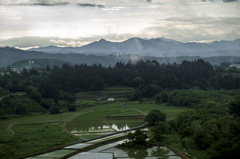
[144,16,240,42]
[0,0,70,6]
[76,3,104,8]
[201,0,214,2]
[23,2,70,6]
[158,17,240,25]
[0,1,104,8]
[223,0,238,2]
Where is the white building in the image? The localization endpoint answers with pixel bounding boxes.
[108,98,114,102]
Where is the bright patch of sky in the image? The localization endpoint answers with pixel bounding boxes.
[0,0,239,47]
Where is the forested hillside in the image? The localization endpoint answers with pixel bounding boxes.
[0,59,239,116]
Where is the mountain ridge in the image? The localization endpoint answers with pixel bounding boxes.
[29,37,240,57]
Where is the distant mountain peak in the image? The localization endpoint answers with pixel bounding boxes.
[98,39,108,42]
[45,45,59,48]
[128,37,142,40]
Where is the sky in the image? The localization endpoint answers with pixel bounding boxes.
[0,0,240,48]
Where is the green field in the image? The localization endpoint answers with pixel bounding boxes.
[126,101,191,121]
[0,113,79,159]
[0,88,190,158]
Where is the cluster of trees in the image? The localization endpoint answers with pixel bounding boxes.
[0,59,240,116]
[0,68,76,116]
[154,89,240,108]
[171,100,240,159]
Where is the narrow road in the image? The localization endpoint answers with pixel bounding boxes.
[62,112,88,135]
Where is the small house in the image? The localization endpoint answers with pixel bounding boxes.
[108,98,114,102]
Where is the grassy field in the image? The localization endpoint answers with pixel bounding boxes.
[0,87,191,158]
[126,101,191,121]
[0,113,80,159]
[109,110,141,116]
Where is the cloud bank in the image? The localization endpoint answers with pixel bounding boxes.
[0,0,239,47]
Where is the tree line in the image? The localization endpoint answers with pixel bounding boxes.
[0,59,240,116]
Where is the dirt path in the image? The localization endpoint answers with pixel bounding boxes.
[7,122,20,135]
[6,112,83,136]
[62,112,88,135]
[120,102,147,116]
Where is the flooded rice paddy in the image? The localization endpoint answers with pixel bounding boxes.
[26,150,76,159]
[70,121,144,139]
[68,139,182,159]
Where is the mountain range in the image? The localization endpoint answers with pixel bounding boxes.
[29,37,240,57]
[1,47,240,68]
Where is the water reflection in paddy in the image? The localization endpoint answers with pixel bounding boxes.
[103,146,181,159]
[70,123,133,139]
[79,139,181,159]
[70,139,182,159]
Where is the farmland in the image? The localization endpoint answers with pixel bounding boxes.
[0,87,190,158]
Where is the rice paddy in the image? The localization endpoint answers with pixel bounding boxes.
[0,87,190,158]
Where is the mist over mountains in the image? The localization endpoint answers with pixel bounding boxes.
[29,37,240,57]
[1,46,240,68]
[0,37,239,68]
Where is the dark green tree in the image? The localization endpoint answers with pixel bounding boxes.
[151,122,170,142]
[127,129,148,145]
[145,110,166,126]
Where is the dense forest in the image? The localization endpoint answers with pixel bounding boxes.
[0,59,240,116]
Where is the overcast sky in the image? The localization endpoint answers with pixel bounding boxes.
[0,0,240,48]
